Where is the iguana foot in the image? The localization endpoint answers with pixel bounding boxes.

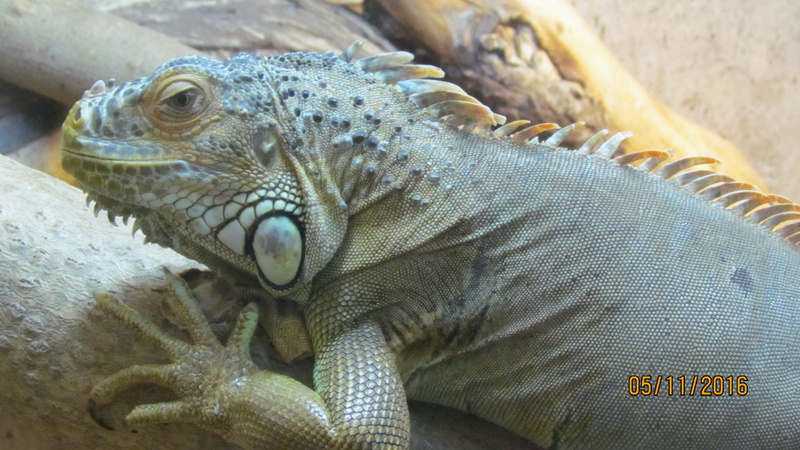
[89,268,260,430]
[89,270,408,448]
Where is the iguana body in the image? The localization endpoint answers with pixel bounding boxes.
[60,44,800,448]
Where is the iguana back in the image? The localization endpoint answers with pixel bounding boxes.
[316,118,800,448]
[61,44,800,448]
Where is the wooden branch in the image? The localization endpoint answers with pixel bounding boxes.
[0,0,395,106]
[115,0,394,60]
[0,0,195,105]
[373,0,767,189]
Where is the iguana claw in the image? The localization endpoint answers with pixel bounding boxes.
[89,269,260,431]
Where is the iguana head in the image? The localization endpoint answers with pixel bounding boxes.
[61,53,327,296]
[61,45,503,298]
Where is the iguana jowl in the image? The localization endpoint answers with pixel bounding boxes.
[60,42,800,448]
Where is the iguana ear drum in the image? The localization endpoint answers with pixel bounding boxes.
[248,213,304,290]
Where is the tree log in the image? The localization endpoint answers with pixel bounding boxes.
[0,0,394,105]
[372,0,766,189]
[0,0,195,105]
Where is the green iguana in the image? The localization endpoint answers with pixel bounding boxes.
[60,42,800,449]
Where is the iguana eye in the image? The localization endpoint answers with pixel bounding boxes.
[169,89,196,109]
[157,80,206,119]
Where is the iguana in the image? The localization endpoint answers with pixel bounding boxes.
[60,42,800,449]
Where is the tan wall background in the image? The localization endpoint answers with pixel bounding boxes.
[571,0,800,199]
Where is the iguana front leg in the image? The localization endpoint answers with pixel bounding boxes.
[89,271,410,449]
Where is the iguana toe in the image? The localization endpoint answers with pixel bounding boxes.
[89,278,261,433]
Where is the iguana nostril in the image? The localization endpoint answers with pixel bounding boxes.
[89,106,102,134]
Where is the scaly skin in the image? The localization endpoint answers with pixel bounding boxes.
[61,45,800,448]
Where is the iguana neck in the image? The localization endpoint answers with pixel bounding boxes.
[255,52,500,219]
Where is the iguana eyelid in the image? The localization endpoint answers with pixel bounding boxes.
[145,76,216,129]
[156,78,203,101]
[156,81,205,117]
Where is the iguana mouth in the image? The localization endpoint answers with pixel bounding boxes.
[73,157,307,290]
[62,100,173,163]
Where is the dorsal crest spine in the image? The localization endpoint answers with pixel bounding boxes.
[335,42,800,247]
